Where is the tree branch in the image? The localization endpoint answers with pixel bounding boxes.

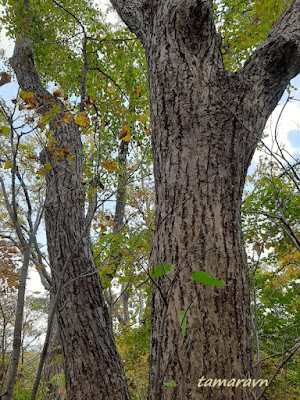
[109,0,149,37]
[240,0,300,124]
[255,339,300,400]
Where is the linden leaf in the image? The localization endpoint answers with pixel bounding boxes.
[62,112,73,124]
[151,263,173,278]
[179,309,187,339]
[119,128,129,140]
[128,164,139,172]
[36,169,46,176]
[52,89,64,98]
[106,85,115,94]
[122,133,131,142]
[191,271,226,286]
[75,112,89,127]
[52,104,61,114]
[145,109,150,118]
[20,90,35,100]
[164,381,177,388]
[4,161,12,169]
[138,115,148,124]
[135,86,142,97]
[102,161,118,172]
[0,126,10,135]
[146,129,152,136]
[67,154,74,161]
[0,72,11,85]
[45,162,52,171]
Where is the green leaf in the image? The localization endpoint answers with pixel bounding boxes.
[164,380,177,388]
[52,104,61,114]
[191,271,226,286]
[0,126,10,135]
[179,309,187,339]
[151,263,172,278]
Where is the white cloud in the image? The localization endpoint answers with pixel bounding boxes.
[0,6,14,57]
[253,95,300,164]
[94,0,121,25]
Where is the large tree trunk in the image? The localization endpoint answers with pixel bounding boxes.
[146,27,254,400]
[9,1,130,399]
[111,0,300,399]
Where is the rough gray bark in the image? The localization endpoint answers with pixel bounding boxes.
[42,308,62,400]
[110,0,300,399]
[9,1,130,399]
[1,238,33,400]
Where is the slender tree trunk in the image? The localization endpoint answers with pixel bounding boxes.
[42,308,62,400]
[9,2,130,398]
[1,239,33,400]
[111,0,300,399]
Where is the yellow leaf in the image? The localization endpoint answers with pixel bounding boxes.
[121,107,127,114]
[106,85,115,94]
[75,112,89,127]
[52,104,61,114]
[67,154,74,161]
[36,169,46,176]
[145,109,150,118]
[36,264,45,269]
[45,162,52,171]
[102,161,118,172]
[146,129,152,136]
[138,115,148,124]
[45,131,53,138]
[20,90,35,100]
[4,161,12,169]
[62,112,73,124]
[135,86,142,97]
[122,132,131,142]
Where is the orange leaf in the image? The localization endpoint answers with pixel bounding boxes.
[102,161,118,172]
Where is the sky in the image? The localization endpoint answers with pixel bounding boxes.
[0,1,299,294]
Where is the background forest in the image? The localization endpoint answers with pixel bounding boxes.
[0,0,299,399]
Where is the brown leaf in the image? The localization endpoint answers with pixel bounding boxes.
[52,88,64,98]
[119,128,129,140]
[0,72,11,86]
